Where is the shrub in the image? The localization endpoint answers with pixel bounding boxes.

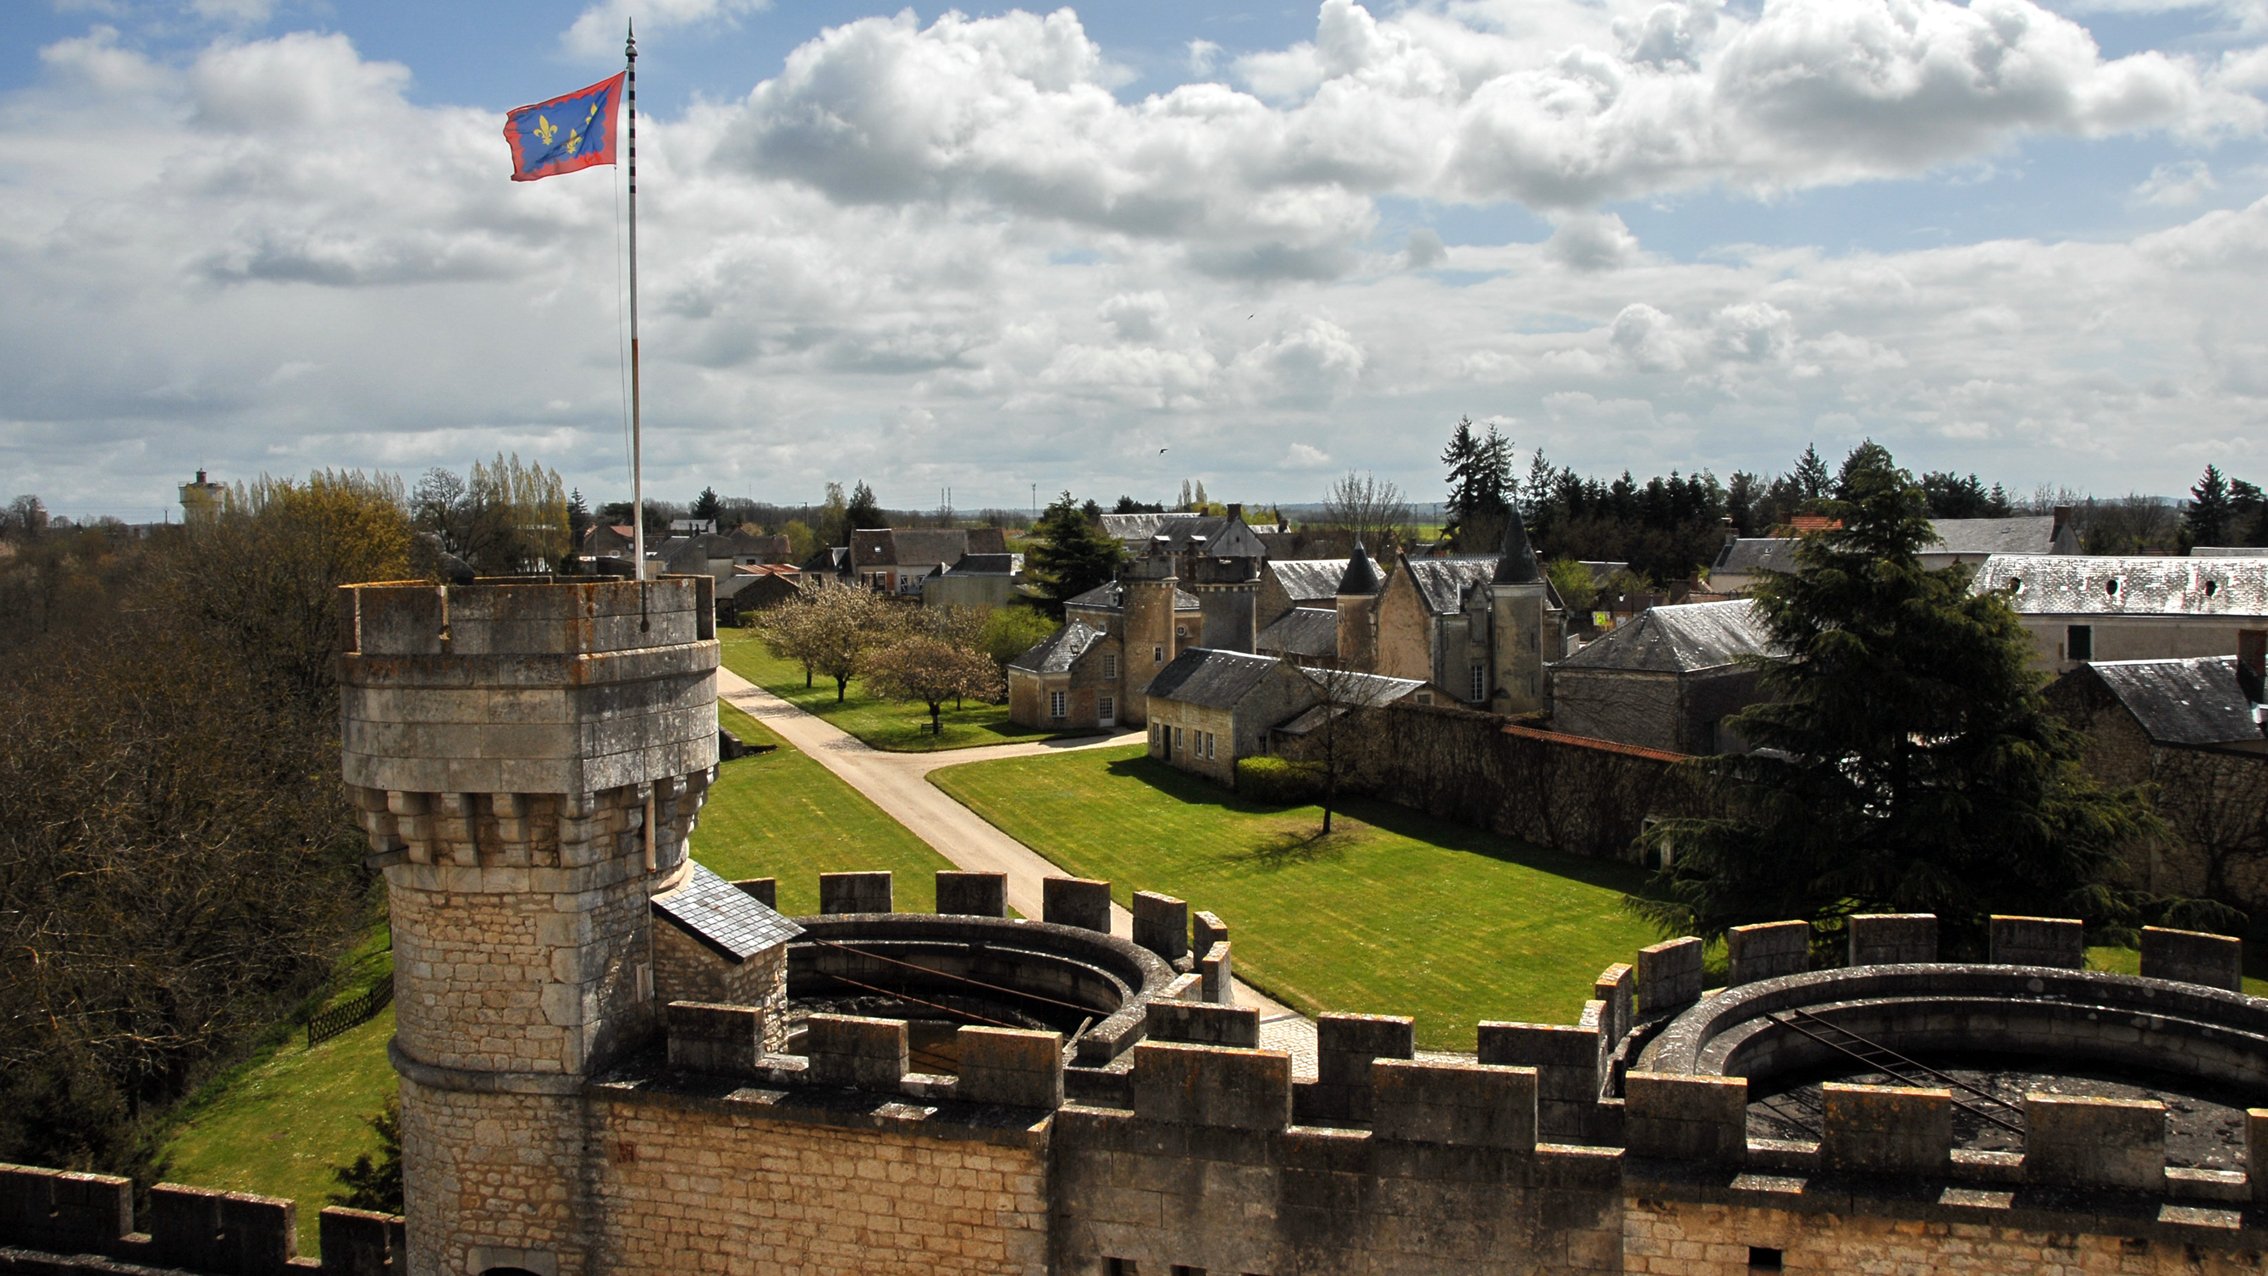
[1235,755,1326,806]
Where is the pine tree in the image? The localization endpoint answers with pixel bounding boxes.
[1440,417,1513,551]
[1792,442,1831,504]
[1633,442,2160,953]
[691,486,722,527]
[845,480,882,532]
[2184,465,2233,548]
[1026,491,1126,617]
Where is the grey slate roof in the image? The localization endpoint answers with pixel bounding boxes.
[1146,647,1282,710]
[651,863,802,962]
[1009,620,1108,674]
[1975,555,2268,617]
[1101,512,1203,542]
[1553,600,1780,674]
[1267,559,1348,604]
[1338,542,1381,596]
[1926,516,2060,557]
[1493,506,1543,586]
[1255,608,1337,659]
[947,552,1021,575]
[1299,666,1424,707]
[1401,558,1499,615]
[1711,538,1801,577]
[2088,657,2263,746]
[1063,581,1201,612]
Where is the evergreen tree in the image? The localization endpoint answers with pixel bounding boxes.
[1792,442,1832,504]
[690,486,722,527]
[566,488,591,548]
[845,480,883,531]
[2184,465,2233,548]
[1633,442,2159,953]
[1026,491,1126,617]
[1440,417,1513,551]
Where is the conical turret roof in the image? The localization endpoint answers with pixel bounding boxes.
[1337,539,1381,596]
[1492,504,1542,586]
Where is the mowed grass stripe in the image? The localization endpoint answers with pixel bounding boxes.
[694,700,958,915]
[718,628,1069,753]
[931,746,1661,1051]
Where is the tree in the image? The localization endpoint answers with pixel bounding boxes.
[1546,558,1598,615]
[819,481,850,547]
[2185,465,2234,548]
[845,480,883,532]
[1114,496,1165,514]
[566,487,592,548]
[691,486,723,527]
[1440,417,1513,552]
[414,455,567,573]
[863,631,1005,735]
[1791,442,1832,504]
[779,518,818,563]
[979,604,1059,675]
[1317,471,1414,556]
[329,1096,403,1213]
[1025,492,1125,617]
[752,578,900,700]
[1633,443,2158,954]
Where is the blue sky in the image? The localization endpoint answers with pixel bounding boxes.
[5,0,2268,522]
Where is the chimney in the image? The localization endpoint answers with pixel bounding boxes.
[2051,505,2073,547]
[1226,502,1243,523]
[2240,629,2266,705]
[1721,516,1737,548]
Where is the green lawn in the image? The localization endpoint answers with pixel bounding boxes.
[718,627,1073,752]
[162,926,399,1258]
[931,746,1662,1051]
[696,701,960,913]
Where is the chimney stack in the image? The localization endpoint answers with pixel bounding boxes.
[2239,629,2265,705]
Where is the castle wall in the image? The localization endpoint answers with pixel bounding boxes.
[584,1087,1048,1276]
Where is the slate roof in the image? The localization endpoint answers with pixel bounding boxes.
[1008,620,1108,674]
[651,863,802,962]
[1101,512,1203,542]
[1493,505,1543,586]
[1144,515,1270,560]
[1063,581,1202,612]
[1146,648,1282,710]
[1553,600,1780,674]
[1255,608,1337,659]
[1926,516,2060,557]
[1401,558,1499,615]
[1267,559,1348,603]
[1338,542,1382,596]
[2088,657,2263,746]
[1711,538,1801,578]
[1975,555,2268,617]
[1274,670,1427,734]
[848,528,979,571]
[948,552,1021,575]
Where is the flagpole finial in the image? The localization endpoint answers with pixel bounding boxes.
[625,19,636,61]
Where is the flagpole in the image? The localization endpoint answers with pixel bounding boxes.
[626,20,647,622]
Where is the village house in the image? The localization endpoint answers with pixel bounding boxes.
[2047,637,2268,910]
[1549,599,1780,754]
[920,551,1025,609]
[1372,508,1563,715]
[846,526,1009,595]
[1004,619,1125,731]
[1973,554,2268,672]
[713,564,802,626]
[1710,513,2076,595]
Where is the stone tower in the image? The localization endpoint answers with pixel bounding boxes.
[1489,506,1554,715]
[1187,553,1259,654]
[1120,556,1179,725]
[339,577,720,1276]
[1335,539,1382,670]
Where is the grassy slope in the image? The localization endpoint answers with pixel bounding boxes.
[931,745,1661,1051]
[161,926,398,1258]
[718,626,1072,752]
[698,701,959,913]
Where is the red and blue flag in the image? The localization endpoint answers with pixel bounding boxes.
[504,73,626,182]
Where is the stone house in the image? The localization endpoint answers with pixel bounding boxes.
[1255,607,1337,664]
[1143,648,1314,784]
[1005,620,1127,731]
[2047,640,2268,908]
[1373,510,1563,715]
[1549,600,1780,754]
[847,527,1009,596]
[1705,536,1803,595]
[921,552,1025,609]
[712,565,802,626]
[1973,554,2268,672]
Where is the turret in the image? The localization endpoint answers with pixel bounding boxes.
[340,576,720,1276]
[1121,557,1180,726]
[1489,506,1555,714]
[1335,539,1382,670]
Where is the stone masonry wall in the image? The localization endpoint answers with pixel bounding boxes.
[588,1088,1048,1276]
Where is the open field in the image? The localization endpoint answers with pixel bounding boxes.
[718,627,1072,752]
[931,745,1662,1051]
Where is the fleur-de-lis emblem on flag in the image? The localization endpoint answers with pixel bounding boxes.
[504,73,626,182]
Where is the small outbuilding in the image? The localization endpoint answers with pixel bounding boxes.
[1547,599,1780,754]
[1006,620,1126,731]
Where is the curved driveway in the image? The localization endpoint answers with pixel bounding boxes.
[715,667,1316,1069]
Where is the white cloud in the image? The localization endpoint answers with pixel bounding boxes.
[1406,227,1448,269]
[1187,38,1223,77]
[1286,442,1333,467]
[2134,158,2219,204]
[1545,211,1641,270]
[191,0,277,23]
[1609,303,1687,371]
[563,0,773,59]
